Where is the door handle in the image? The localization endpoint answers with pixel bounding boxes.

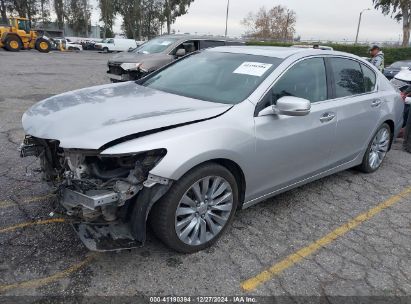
[371,99,383,107]
[320,112,336,123]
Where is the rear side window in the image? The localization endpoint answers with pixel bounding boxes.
[361,64,377,92]
[271,57,328,104]
[329,58,364,97]
[200,40,226,49]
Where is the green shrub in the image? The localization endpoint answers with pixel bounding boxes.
[246,41,411,66]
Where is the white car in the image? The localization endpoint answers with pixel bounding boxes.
[66,41,83,51]
[53,38,83,51]
[95,38,138,53]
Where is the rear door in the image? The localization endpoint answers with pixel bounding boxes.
[252,57,337,199]
[325,57,381,166]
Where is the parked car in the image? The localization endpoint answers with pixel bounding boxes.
[383,60,411,80]
[20,46,403,253]
[107,35,245,82]
[95,38,138,53]
[52,37,83,51]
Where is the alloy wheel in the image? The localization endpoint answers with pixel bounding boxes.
[368,127,390,170]
[175,176,234,246]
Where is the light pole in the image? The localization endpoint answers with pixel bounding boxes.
[355,8,370,44]
[225,0,230,38]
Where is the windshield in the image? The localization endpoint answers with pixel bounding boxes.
[390,61,411,68]
[142,51,282,104]
[133,37,178,54]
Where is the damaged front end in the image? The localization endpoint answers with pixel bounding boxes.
[20,135,171,251]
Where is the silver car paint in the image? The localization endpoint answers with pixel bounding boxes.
[23,47,404,209]
[22,82,232,149]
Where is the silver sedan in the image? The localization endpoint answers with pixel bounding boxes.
[20,46,404,252]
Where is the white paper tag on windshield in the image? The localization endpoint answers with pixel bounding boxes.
[160,41,172,45]
[233,62,273,77]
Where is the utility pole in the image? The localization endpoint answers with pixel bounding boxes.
[355,8,370,44]
[225,0,230,38]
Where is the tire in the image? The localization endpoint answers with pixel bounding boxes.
[103,47,109,53]
[35,38,51,53]
[358,123,391,173]
[149,163,239,253]
[4,36,22,52]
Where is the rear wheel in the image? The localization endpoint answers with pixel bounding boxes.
[149,163,238,253]
[4,36,21,52]
[358,123,391,173]
[35,38,51,53]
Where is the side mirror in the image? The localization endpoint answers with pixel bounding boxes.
[275,96,311,116]
[259,96,311,117]
[175,48,186,57]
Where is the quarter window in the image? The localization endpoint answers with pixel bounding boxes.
[361,64,377,92]
[270,57,328,105]
[330,58,365,97]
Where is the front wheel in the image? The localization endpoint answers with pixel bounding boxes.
[35,38,51,53]
[149,163,238,253]
[358,123,391,173]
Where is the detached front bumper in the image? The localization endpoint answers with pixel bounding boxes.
[72,222,142,252]
[107,63,148,82]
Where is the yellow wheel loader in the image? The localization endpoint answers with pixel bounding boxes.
[0,17,51,52]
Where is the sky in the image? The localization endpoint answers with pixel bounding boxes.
[90,0,405,43]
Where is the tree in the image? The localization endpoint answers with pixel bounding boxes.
[99,0,118,38]
[0,0,11,22]
[66,0,90,36]
[163,0,194,34]
[373,0,411,47]
[242,5,296,41]
[118,0,140,39]
[39,0,50,24]
[53,0,66,29]
[7,0,43,24]
[118,0,170,40]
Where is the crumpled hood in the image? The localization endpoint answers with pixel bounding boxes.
[22,82,232,149]
[109,52,170,64]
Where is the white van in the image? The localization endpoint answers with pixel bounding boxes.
[95,38,138,52]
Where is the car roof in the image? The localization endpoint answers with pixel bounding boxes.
[392,60,411,64]
[205,45,353,59]
[159,34,242,42]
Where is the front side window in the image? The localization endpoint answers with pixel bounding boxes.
[172,40,199,55]
[142,51,282,104]
[330,58,365,97]
[102,38,114,44]
[270,57,328,105]
[18,20,29,33]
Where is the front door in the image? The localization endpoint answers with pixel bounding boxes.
[250,57,337,200]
